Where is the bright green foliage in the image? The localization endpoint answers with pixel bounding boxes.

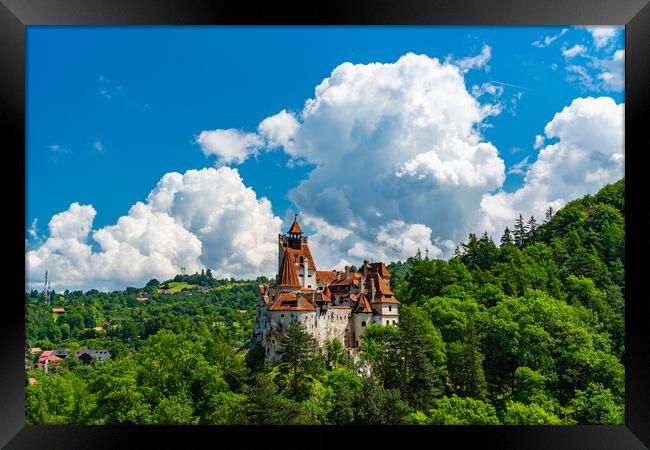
[324,338,347,369]
[359,323,402,389]
[354,378,410,425]
[398,305,447,410]
[25,371,96,424]
[25,179,624,425]
[422,295,481,343]
[446,320,487,400]
[425,395,500,425]
[243,373,303,425]
[502,401,563,425]
[568,383,624,424]
[404,258,473,305]
[322,367,362,424]
[276,320,325,401]
[152,395,195,424]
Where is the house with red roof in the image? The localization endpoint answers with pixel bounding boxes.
[252,216,399,362]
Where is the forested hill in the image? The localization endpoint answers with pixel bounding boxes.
[25,179,624,425]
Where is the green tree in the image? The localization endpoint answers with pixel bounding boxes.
[425,395,500,425]
[323,367,362,424]
[447,320,488,400]
[513,214,528,247]
[243,373,303,425]
[276,319,325,401]
[398,305,446,410]
[354,378,410,425]
[359,323,401,389]
[500,227,513,246]
[502,401,563,424]
[324,338,346,369]
[568,383,623,424]
[151,395,195,424]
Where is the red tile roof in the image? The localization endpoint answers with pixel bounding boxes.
[374,273,394,296]
[287,218,303,235]
[276,251,301,288]
[354,293,373,313]
[51,307,65,313]
[372,296,400,304]
[370,262,391,278]
[330,272,362,287]
[316,270,338,285]
[38,354,62,364]
[269,291,317,311]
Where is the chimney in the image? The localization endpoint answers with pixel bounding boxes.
[345,266,349,279]
[363,260,368,278]
[303,257,309,288]
[369,276,375,302]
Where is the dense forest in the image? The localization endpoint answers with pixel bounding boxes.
[25,179,624,425]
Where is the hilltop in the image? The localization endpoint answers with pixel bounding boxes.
[25,178,625,426]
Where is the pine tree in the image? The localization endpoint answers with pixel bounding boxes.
[544,206,554,223]
[513,214,528,247]
[277,320,324,400]
[527,216,538,242]
[501,227,513,246]
[448,320,488,400]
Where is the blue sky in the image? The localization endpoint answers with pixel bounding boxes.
[26,26,625,290]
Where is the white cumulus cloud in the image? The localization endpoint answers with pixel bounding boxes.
[26,167,283,291]
[196,129,263,165]
[198,52,506,264]
[480,96,624,235]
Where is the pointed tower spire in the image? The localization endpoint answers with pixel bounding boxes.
[287,214,303,235]
[276,250,301,289]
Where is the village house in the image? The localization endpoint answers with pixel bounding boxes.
[76,349,112,364]
[251,217,399,362]
[37,348,111,370]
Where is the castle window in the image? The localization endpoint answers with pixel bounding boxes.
[361,321,366,327]
[281,314,284,318]
[389,305,392,312]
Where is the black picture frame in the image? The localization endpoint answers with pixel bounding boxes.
[3,0,648,448]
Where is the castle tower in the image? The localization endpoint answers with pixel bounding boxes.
[276,250,301,292]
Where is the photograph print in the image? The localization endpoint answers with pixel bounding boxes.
[25,25,625,426]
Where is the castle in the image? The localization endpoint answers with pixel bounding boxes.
[252,217,399,361]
